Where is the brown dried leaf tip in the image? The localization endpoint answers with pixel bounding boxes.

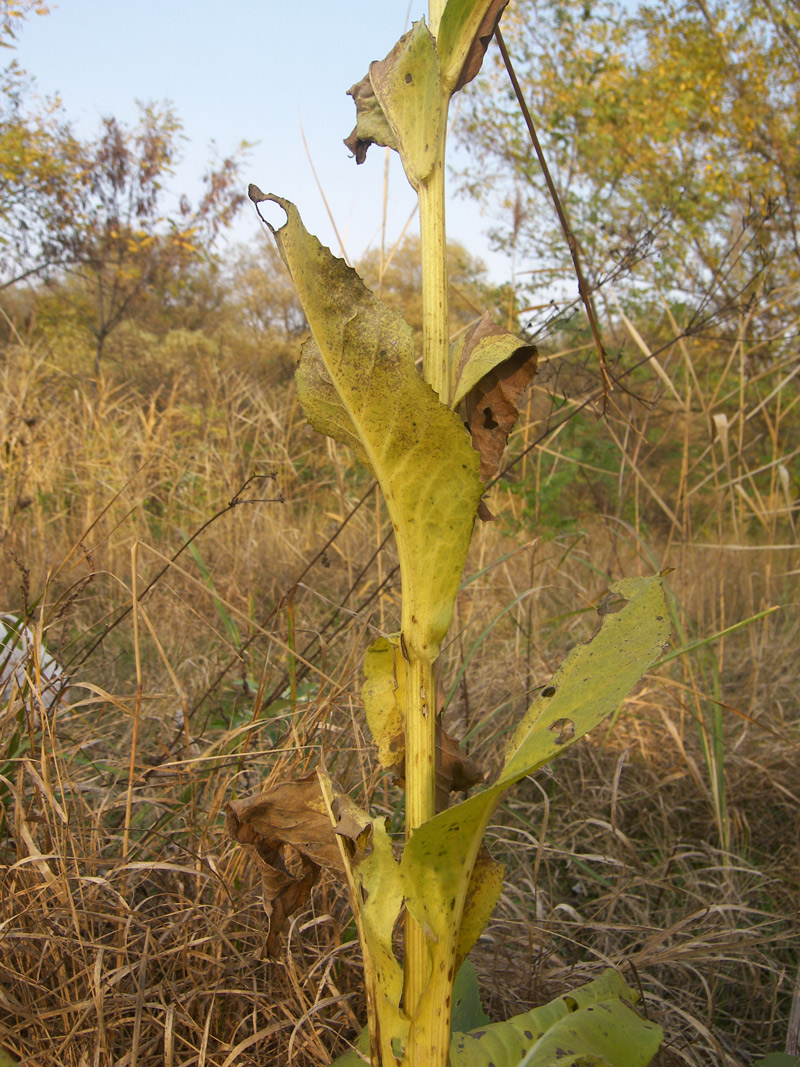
[226,775,346,955]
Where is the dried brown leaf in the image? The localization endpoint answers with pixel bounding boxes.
[462,343,538,483]
[226,775,347,954]
[454,0,510,92]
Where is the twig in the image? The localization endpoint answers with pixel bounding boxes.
[494,25,613,409]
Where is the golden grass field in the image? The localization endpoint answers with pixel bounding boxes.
[1,307,798,1066]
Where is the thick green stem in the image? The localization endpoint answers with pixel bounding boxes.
[418,122,451,406]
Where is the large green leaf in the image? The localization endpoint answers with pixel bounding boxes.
[261,195,483,658]
[400,575,669,1046]
[449,970,662,1067]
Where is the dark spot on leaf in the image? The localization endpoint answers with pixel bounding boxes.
[482,406,499,430]
[542,685,556,698]
[524,1030,533,1039]
[405,73,413,84]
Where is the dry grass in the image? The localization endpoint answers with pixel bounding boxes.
[1,306,798,1065]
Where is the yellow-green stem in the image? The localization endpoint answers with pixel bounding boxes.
[402,10,452,1061]
[418,124,451,405]
[403,649,445,1066]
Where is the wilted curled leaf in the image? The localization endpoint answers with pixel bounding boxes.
[438,0,510,93]
[226,775,349,954]
[344,73,397,165]
[458,318,538,483]
[453,0,510,91]
[345,21,443,187]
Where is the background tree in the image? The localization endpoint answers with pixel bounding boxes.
[35,104,248,374]
[0,1,84,291]
[456,0,800,346]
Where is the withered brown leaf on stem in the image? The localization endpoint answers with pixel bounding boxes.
[453,0,510,92]
[460,328,538,483]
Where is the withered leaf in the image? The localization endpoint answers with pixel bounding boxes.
[461,339,538,484]
[344,71,397,165]
[226,775,345,954]
[331,791,375,856]
[396,716,485,812]
[437,723,485,801]
[453,0,510,92]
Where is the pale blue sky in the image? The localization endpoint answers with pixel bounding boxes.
[12,1,511,279]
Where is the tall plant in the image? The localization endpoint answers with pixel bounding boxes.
[228,4,670,1065]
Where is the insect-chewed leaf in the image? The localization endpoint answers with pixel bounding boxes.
[264,196,483,658]
[449,969,663,1067]
[400,574,669,1043]
[437,0,510,93]
[453,315,538,484]
[500,574,670,783]
[225,775,344,955]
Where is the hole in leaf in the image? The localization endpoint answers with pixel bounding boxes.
[549,718,575,744]
[541,685,556,698]
[482,406,499,430]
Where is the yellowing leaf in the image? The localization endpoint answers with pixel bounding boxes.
[318,774,408,1067]
[345,21,444,186]
[362,635,406,769]
[400,574,669,1048]
[363,635,484,806]
[263,196,483,658]
[369,20,444,187]
[455,846,504,970]
[449,969,663,1067]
